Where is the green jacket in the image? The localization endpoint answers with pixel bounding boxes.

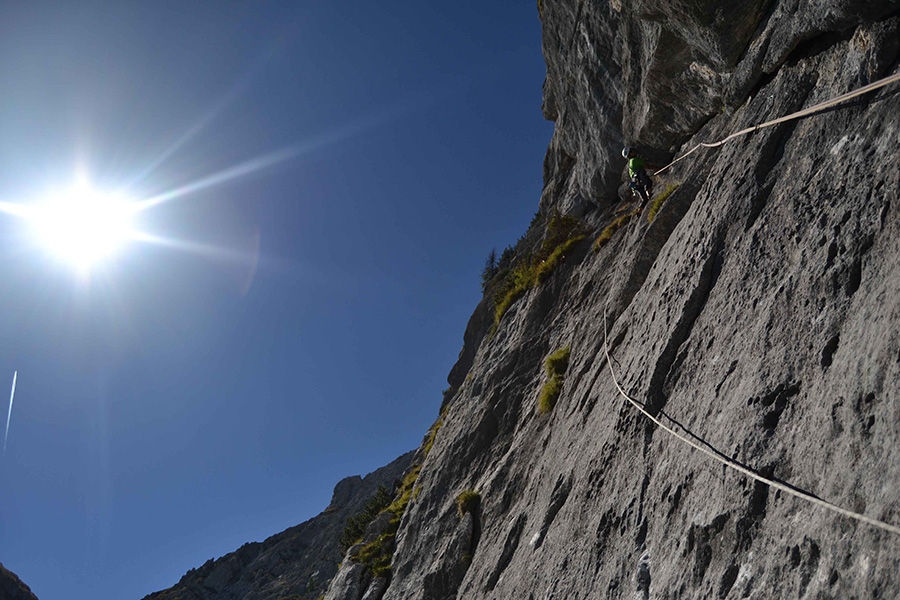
[628,156,646,179]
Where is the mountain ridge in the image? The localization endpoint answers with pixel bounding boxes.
[141,452,413,600]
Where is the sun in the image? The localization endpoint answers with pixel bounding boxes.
[29,181,138,271]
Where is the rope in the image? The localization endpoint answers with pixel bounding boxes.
[602,304,900,537]
[653,71,900,176]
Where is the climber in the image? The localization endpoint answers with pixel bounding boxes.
[622,147,655,205]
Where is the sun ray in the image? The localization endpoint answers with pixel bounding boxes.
[128,74,258,189]
[136,144,307,211]
[127,38,282,189]
[0,98,414,278]
[0,200,34,219]
[130,231,261,266]
[136,103,406,211]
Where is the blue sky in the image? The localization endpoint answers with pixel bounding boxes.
[0,2,551,598]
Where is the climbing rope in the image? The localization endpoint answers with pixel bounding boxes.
[654,70,900,176]
[602,305,900,537]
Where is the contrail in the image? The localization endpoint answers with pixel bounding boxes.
[4,371,17,456]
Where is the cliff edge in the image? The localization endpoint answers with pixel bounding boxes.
[326,1,900,598]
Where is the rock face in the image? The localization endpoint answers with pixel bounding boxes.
[0,563,40,600]
[143,452,413,600]
[539,0,898,211]
[326,2,900,599]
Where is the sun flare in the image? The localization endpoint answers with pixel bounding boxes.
[29,182,137,271]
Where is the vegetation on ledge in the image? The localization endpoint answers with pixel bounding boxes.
[647,183,679,223]
[593,208,639,252]
[490,212,585,327]
[349,411,444,578]
[339,485,393,553]
[538,346,571,414]
[352,465,420,578]
[456,489,481,517]
[422,409,445,457]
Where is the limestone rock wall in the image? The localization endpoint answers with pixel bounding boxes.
[328,2,900,599]
[539,0,898,211]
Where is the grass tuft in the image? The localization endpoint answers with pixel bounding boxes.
[456,489,481,517]
[422,413,444,458]
[538,375,562,414]
[545,346,570,375]
[647,183,679,223]
[355,533,394,578]
[493,213,585,327]
[535,234,586,284]
[538,346,570,414]
[593,209,639,252]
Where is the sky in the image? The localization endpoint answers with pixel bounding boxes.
[0,2,552,599]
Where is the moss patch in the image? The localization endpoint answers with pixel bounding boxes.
[456,490,481,517]
[352,463,423,578]
[538,346,571,414]
[593,209,639,252]
[422,412,444,457]
[647,183,679,223]
[493,213,585,327]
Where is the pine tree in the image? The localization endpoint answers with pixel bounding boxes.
[481,248,499,292]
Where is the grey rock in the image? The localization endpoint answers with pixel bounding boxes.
[371,3,900,600]
[445,296,492,410]
[329,475,364,512]
[537,0,899,210]
[20,5,900,600]
[322,562,369,600]
[362,512,395,545]
[144,3,900,600]
[360,577,389,600]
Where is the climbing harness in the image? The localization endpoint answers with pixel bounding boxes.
[629,177,652,206]
[602,304,900,537]
[654,71,900,176]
